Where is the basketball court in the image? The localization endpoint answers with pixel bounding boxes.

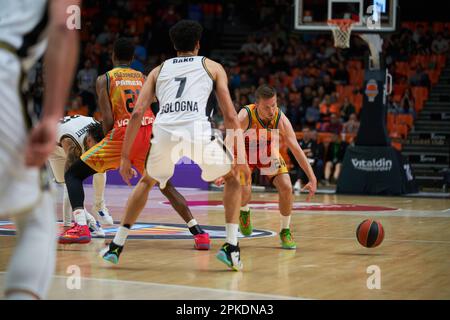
[1,184,449,299]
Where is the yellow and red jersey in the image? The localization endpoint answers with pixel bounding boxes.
[240,104,287,177]
[106,66,154,128]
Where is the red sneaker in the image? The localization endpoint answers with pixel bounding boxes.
[194,233,210,250]
[58,224,91,244]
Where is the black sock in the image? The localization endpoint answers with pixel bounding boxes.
[189,225,204,235]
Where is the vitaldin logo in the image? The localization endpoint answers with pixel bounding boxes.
[351,158,393,172]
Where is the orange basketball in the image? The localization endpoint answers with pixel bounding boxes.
[356,219,384,248]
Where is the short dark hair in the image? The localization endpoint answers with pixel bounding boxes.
[86,122,105,143]
[169,20,203,52]
[255,85,277,101]
[113,37,135,62]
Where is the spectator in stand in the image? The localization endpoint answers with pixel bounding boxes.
[241,34,259,54]
[304,97,321,129]
[340,97,356,122]
[324,133,347,185]
[432,33,449,55]
[320,94,339,122]
[387,95,402,114]
[258,37,273,57]
[289,127,323,191]
[400,88,417,119]
[400,88,416,117]
[322,74,336,95]
[310,129,325,183]
[342,113,360,135]
[321,113,343,134]
[77,59,97,116]
[131,35,147,73]
[334,62,349,85]
[409,65,431,88]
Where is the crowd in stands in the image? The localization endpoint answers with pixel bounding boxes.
[26,0,450,187]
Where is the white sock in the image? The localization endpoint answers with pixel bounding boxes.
[73,209,87,226]
[280,214,291,230]
[113,226,130,246]
[241,205,250,212]
[226,223,239,246]
[63,187,72,227]
[187,219,198,228]
[93,173,106,205]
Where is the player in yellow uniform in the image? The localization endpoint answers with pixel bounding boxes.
[59,38,210,248]
[219,85,317,249]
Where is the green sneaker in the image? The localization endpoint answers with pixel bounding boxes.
[239,209,253,236]
[279,229,297,250]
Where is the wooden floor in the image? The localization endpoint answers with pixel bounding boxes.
[1,185,450,299]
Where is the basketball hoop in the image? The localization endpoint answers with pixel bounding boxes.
[327,19,356,48]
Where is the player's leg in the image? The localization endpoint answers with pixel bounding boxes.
[59,159,98,243]
[48,147,72,227]
[92,172,113,225]
[272,173,297,249]
[324,161,333,185]
[239,176,253,236]
[4,190,56,300]
[160,180,211,250]
[100,172,157,264]
[60,128,123,243]
[194,137,243,270]
[334,162,342,181]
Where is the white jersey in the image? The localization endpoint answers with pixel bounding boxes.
[0,0,49,71]
[155,56,214,125]
[57,115,97,153]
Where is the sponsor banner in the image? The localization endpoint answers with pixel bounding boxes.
[337,146,418,195]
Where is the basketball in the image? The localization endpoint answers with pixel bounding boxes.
[356,219,385,248]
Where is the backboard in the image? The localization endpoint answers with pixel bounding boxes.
[294,0,398,33]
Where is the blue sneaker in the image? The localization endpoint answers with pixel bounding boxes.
[216,243,243,271]
[100,242,123,265]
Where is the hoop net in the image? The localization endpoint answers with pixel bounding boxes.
[327,19,355,48]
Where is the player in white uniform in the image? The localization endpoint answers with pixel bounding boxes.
[101,20,251,271]
[0,0,79,299]
[49,115,113,236]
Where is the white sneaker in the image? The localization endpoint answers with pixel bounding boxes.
[88,220,106,238]
[92,202,114,226]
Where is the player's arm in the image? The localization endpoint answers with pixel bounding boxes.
[96,74,114,134]
[25,0,80,167]
[60,137,82,173]
[119,66,160,184]
[207,59,250,182]
[279,113,317,200]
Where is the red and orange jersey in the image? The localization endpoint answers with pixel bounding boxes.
[106,66,154,128]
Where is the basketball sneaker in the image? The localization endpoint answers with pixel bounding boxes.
[216,243,243,271]
[100,242,123,265]
[88,220,106,238]
[193,233,210,250]
[279,228,297,250]
[239,209,253,236]
[92,201,114,225]
[58,224,91,244]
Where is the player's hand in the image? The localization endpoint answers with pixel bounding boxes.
[25,117,58,167]
[214,177,225,186]
[235,163,251,186]
[301,178,317,202]
[119,157,137,186]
